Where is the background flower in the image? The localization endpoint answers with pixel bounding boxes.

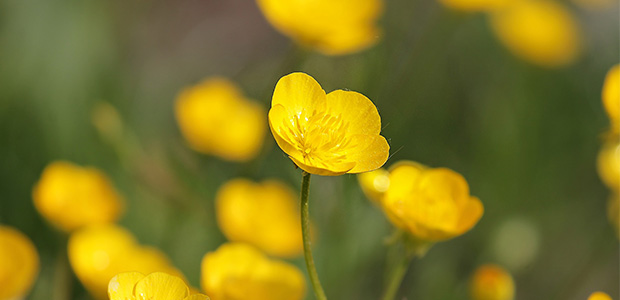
[201,243,305,300]
[108,272,209,300]
[216,178,304,257]
[0,226,39,300]
[469,264,515,300]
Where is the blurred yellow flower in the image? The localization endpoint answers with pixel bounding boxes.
[0,226,39,300]
[470,264,515,300]
[603,64,620,133]
[588,292,612,300]
[597,140,620,192]
[201,243,306,300]
[109,272,209,300]
[69,224,186,300]
[489,0,581,67]
[256,0,383,55]
[32,161,124,232]
[357,168,390,204]
[175,78,267,162]
[216,178,303,257]
[382,161,484,242]
[268,72,389,176]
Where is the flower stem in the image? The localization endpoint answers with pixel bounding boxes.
[381,251,413,300]
[300,171,327,300]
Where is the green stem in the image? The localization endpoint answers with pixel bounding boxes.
[381,251,413,300]
[300,171,327,300]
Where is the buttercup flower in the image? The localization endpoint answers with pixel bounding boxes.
[602,64,619,133]
[175,77,266,162]
[588,292,612,300]
[0,226,39,300]
[381,161,484,242]
[108,272,209,300]
[32,161,124,232]
[597,140,620,192]
[470,264,515,300]
[489,0,581,68]
[216,178,304,257]
[201,243,305,300]
[357,168,390,204]
[268,72,389,176]
[256,0,383,55]
[69,224,186,300]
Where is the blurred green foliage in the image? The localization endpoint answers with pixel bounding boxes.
[0,0,618,299]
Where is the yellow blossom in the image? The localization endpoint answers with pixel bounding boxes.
[268,72,389,176]
[68,224,186,300]
[588,292,613,300]
[0,226,39,300]
[489,0,581,68]
[602,64,620,133]
[357,168,390,204]
[470,264,515,300]
[256,0,383,55]
[597,140,620,192]
[175,78,266,162]
[201,243,306,300]
[216,178,304,257]
[381,161,483,242]
[32,161,124,232]
[108,272,209,300]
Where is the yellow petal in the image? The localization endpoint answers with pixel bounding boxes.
[134,272,189,300]
[325,90,382,136]
[418,168,471,206]
[457,196,485,234]
[272,72,327,115]
[588,292,612,300]
[108,272,144,300]
[183,294,210,300]
[268,104,303,158]
[288,155,356,176]
[344,134,390,173]
[603,64,620,128]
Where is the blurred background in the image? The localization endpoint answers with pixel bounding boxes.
[0,0,618,299]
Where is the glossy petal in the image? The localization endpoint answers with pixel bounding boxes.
[457,197,485,234]
[184,294,211,300]
[108,272,144,300]
[134,272,189,300]
[289,155,356,176]
[272,73,326,116]
[268,104,303,158]
[344,134,390,173]
[325,90,381,136]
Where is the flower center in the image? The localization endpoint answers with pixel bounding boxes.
[285,109,352,167]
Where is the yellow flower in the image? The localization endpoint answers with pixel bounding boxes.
[268,72,389,176]
[597,140,620,192]
[32,161,124,232]
[108,272,209,300]
[216,178,304,257]
[489,0,581,68]
[357,168,390,204]
[602,64,620,133]
[381,161,483,242]
[470,264,515,300]
[68,224,186,300]
[0,226,39,300]
[256,0,383,55]
[201,243,305,300]
[588,292,612,300]
[175,78,266,162]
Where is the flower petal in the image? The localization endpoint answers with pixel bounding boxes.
[272,72,327,115]
[288,155,355,176]
[326,90,382,135]
[343,134,390,173]
[268,104,302,158]
[456,196,484,234]
[108,272,145,300]
[183,294,210,300]
[134,272,189,300]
